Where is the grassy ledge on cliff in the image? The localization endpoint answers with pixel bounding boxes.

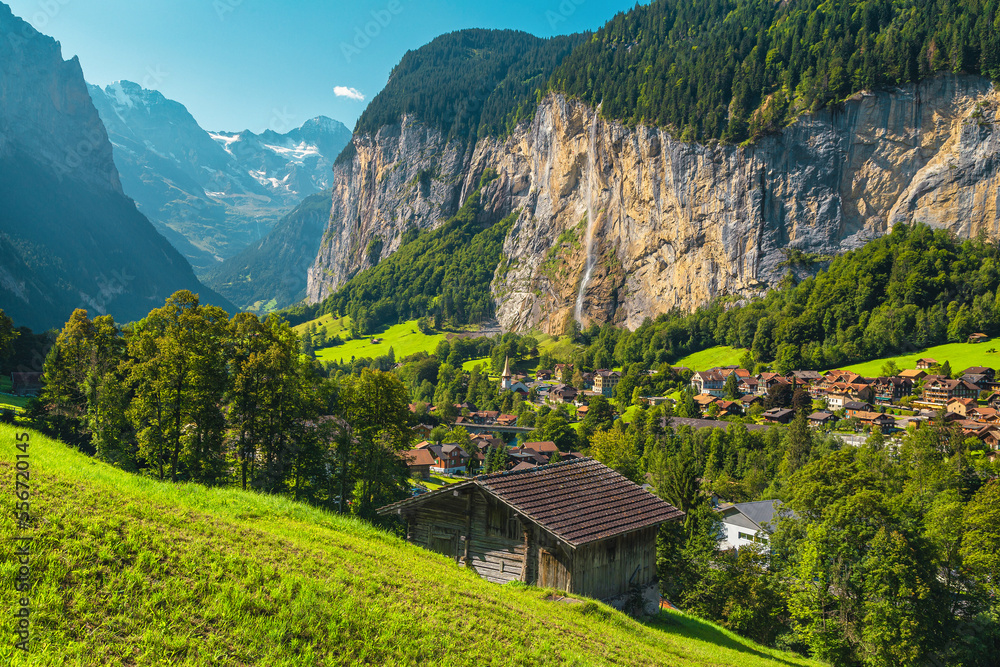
[0,426,820,666]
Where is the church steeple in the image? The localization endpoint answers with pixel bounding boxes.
[501,355,512,391]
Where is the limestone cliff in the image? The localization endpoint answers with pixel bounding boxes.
[307,75,1000,333]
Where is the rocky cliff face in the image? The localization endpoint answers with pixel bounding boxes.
[0,2,233,331]
[308,75,1000,333]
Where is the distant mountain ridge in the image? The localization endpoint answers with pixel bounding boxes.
[88,81,350,271]
[203,190,333,313]
[0,2,233,331]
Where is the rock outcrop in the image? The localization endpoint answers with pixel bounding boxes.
[308,75,1000,333]
[0,2,233,330]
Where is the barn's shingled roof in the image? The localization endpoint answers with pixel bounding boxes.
[377,458,683,547]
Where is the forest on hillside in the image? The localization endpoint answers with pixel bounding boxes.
[550,0,1000,143]
[347,29,586,147]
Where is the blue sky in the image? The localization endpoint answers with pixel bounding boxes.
[5,0,643,133]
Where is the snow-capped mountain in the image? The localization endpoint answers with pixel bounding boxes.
[88,81,350,272]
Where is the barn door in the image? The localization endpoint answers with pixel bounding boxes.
[539,548,571,590]
[429,530,458,561]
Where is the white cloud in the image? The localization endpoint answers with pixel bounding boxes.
[334,86,365,101]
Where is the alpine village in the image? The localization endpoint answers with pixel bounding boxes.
[4,0,1000,665]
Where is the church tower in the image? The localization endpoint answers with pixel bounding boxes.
[500,355,512,391]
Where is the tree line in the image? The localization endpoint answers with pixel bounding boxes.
[32,292,414,521]
[550,0,1000,144]
[548,224,1000,373]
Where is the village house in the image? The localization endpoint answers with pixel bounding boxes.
[738,377,759,395]
[791,370,824,384]
[961,373,995,392]
[871,376,913,405]
[946,397,978,418]
[691,370,726,397]
[969,333,990,344]
[922,378,980,406]
[378,459,683,611]
[916,358,938,370]
[418,443,470,474]
[899,368,928,382]
[593,370,621,398]
[717,500,785,552]
[968,406,999,423]
[825,392,852,411]
[739,394,763,411]
[762,408,795,424]
[854,411,897,432]
[715,400,742,417]
[961,366,996,381]
[844,401,875,418]
[550,384,579,403]
[807,411,836,428]
[496,414,518,427]
[403,449,436,480]
[693,394,719,414]
[522,441,559,460]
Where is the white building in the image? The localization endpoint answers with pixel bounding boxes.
[717,500,784,552]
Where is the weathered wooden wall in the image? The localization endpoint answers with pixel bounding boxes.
[569,527,658,600]
[402,490,660,602]
[467,491,529,585]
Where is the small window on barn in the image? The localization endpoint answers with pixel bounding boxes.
[486,503,522,540]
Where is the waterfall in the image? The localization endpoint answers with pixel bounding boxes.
[574,113,599,324]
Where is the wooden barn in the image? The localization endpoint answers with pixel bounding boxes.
[378,458,683,607]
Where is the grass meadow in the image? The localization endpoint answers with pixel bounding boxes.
[0,426,821,666]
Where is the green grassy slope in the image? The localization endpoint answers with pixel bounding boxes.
[0,427,821,666]
[834,341,1000,376]
[307,319,447,364]
[671,346,747,370]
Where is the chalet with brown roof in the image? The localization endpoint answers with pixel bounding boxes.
[922,378,979,406]
[969,333,989,344]
[738,377,759,395]
[496,414,518,427]
[378,458,683,609]
[791,370,824,384]
[916,358,938,370]
[550,384,578,403]
[403,449,436,480]
[946,397,978,417]
[715,400,742,417]
[739,394,763,409]
[975,425,1000,449]
[969,406,999,423]
[762,408,795,424]
[855,411,897,432]
[523,441,559,459]
[899,369,928,381]
[962,366,995,380]
[807,411,836,428]
[872,376,913,405]
[960,373,993,391]
[693,394,719,414]
[844,401,874,418]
